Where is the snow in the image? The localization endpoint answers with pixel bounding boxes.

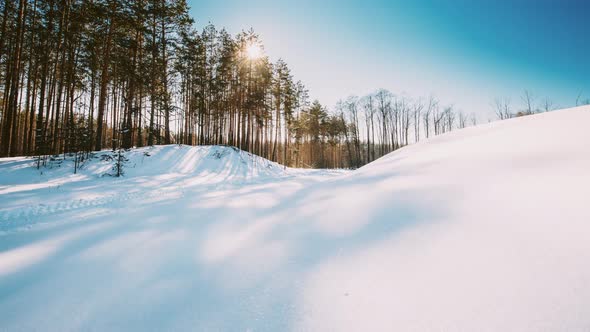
[1,106,590,331]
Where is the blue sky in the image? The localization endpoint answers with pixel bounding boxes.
[188,0,589,119]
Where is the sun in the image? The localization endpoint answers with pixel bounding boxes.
[246,43,262,60]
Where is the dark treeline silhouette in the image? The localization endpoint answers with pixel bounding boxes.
[0,0,476,169]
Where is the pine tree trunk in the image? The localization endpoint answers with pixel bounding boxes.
[95,13,114,151]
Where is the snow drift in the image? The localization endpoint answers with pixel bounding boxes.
[0,145,292,230]
[0,106,589,331]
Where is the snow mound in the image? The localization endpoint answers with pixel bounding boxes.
[0,145,294,233]
[0,144,286,184]
[291,105,590,331]
[0,106,589,331]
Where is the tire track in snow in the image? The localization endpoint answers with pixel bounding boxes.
[0,189,156,233]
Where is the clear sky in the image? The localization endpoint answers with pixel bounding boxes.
[188,0,589,119]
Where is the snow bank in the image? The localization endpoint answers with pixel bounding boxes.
[293,106,590,331]
[0,144,286,184]
[0,106,589,331]
[0,145,293,231]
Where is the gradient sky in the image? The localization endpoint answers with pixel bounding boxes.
[188,0,589,119]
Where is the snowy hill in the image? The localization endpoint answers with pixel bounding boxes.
[0,145,298,231]
[0,144,287,186]
[1,106,590,331]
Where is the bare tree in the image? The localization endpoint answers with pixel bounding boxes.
[422,95,437,138]
[443,106,455,132]
[375,89,392,154]
[521,90,536,115]
[413,98,424,142]
[493,97,512,120]
[542,98,554,112]
[470,113,477,126]
[345,96,361,167]
[362,95,376,163]
[576,90,583,106]
[575,91,590,106]
[399,97,411,146]
[458,112,467,129]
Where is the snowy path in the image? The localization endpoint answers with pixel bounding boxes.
[1,107,590,331]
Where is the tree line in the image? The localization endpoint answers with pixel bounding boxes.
[331,92,476,168]
[0,0,494,169]
[493,89,589,121]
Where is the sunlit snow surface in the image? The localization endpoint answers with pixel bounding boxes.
[1,106,589,331]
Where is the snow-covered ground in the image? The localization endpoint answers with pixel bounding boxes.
[1,106,589,331]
